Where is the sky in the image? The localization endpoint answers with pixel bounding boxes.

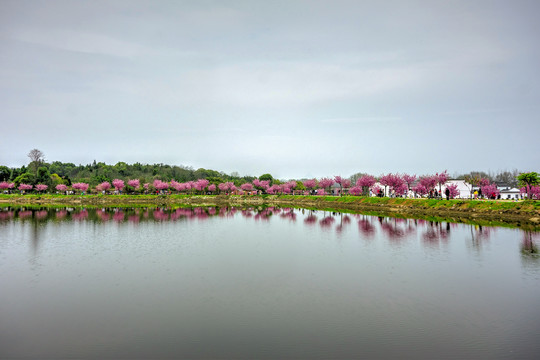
[1,0,539,180]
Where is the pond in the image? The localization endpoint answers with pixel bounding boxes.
[1,206,539,359]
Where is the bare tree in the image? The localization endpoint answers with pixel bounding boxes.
[27,148,45,173]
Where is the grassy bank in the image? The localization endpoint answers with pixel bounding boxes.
[1,194,539,230]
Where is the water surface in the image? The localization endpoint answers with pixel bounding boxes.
[1,207,539,359]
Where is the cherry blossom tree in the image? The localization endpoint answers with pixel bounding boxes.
[127,179,140,191]
[318,178,334,192]
[240,183,254,192]
[436,171,449,193]
[35,184,48,192]
[356,175,377,196]
[445,183,459,199]
[112,179,125,192]
[402,174,417,194]
[481,184,500,199]
[349,186,362,196]
[194,179,210,192]
[72,183,89,194]
[153,179,169,192]
[380,173,405,197]
[303,179,318,193]
[253,179,270,192]
[208,184,216,193]
[18,183,33,192]
[419,175,438,196]
[412,183,428,197]
[0,182,15,191]
[97,181,111,193]
[55,184,68,193]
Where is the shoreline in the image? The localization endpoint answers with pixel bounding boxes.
[1,194,539,230]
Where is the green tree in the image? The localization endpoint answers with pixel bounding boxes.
[27,148,45,174]
[36,167,52,185]
[259,173,274,184]
[0,166,10,181]
[517,172,539,199]
[14,173,36,187]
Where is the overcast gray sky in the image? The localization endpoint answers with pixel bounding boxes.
[1,0,539,179]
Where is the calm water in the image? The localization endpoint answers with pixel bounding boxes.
[1,207,539,359]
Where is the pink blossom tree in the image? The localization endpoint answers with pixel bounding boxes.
[445,183,460,199]
[240,183,254,192]
[153,179,169,193]
[218,182,229,193]
[348,186,362,196]
[72,183,89,194]
[334,176,351,195]
[253,179,270,193]
[97,181,111,193]
[112,179,125,193]
[127,179,140,192]
[282,181,297,195]
[194,179,210,193]
[318,178,334,193]
[412,183,428,197]
[436,170,449,194]
[0,182,15,192]
[419,175,438,197]
[35,184,48,192]
[18,183,33,192]
[481,184,500,199]
[402,174,417,194]
[208,184,217,193]
[303,179,318,194]
[55,184,68,193]
[380,173,405,197]
[356,175,377,196]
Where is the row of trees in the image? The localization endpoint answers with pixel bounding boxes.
[1,150,539,199]
[3,171,539,199]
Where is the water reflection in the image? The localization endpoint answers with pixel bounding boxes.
[2,206,538,256]
[1,206,540,359]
